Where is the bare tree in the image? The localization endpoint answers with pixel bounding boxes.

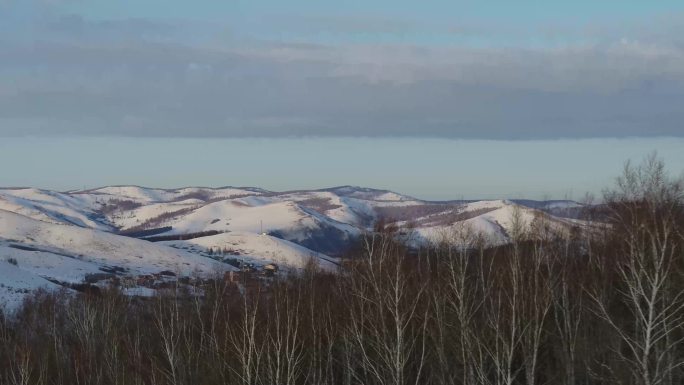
[264,281,305,385]
[228,284,264,385]
[480,205,529,385]
[592,154,684,385]
[520,212,555,385]
[345,229,428,385]
[154,291,187,385]
[551,234,586,385]
[432,223,492,385]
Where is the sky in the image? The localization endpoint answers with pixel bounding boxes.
[2,137,683,201]
[1,1,683,198]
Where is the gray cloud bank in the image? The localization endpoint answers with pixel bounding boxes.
[1,12,683,138]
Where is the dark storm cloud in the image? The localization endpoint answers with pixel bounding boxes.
[1,11,683,139]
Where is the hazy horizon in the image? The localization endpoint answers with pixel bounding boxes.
[3,136,683,201]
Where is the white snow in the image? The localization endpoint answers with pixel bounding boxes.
[0,184,587,307]
[157,199,359,243]
[0,210,232,277]
[0,188,111,230]
[84,186,261,204]
[112,200,201,230]
[0,244,102,283]
[0,261,61,312]
[163,231,338,272]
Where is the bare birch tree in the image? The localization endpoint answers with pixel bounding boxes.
[592,154,684,385]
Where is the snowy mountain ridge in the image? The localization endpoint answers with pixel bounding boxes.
[0,185,587,310]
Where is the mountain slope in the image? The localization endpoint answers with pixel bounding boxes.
[0,260,61,312]
[0,185,589,308]
[0,210,231,277]
[162,231,338,272]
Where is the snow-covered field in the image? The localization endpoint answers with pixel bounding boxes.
[0,261,60,311]
[0,185,586,308]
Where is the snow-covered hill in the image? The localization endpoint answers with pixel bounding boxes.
[162,231,338,272]
[0,210,224,275]
[0,209,233,309]
[0,185,587,308]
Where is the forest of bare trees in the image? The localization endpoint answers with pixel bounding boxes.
[1,155,683,385]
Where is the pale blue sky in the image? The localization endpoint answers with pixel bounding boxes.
[2,137,682,200]
[1,1,683,197]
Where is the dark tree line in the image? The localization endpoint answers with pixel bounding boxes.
[1,155,683,385]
